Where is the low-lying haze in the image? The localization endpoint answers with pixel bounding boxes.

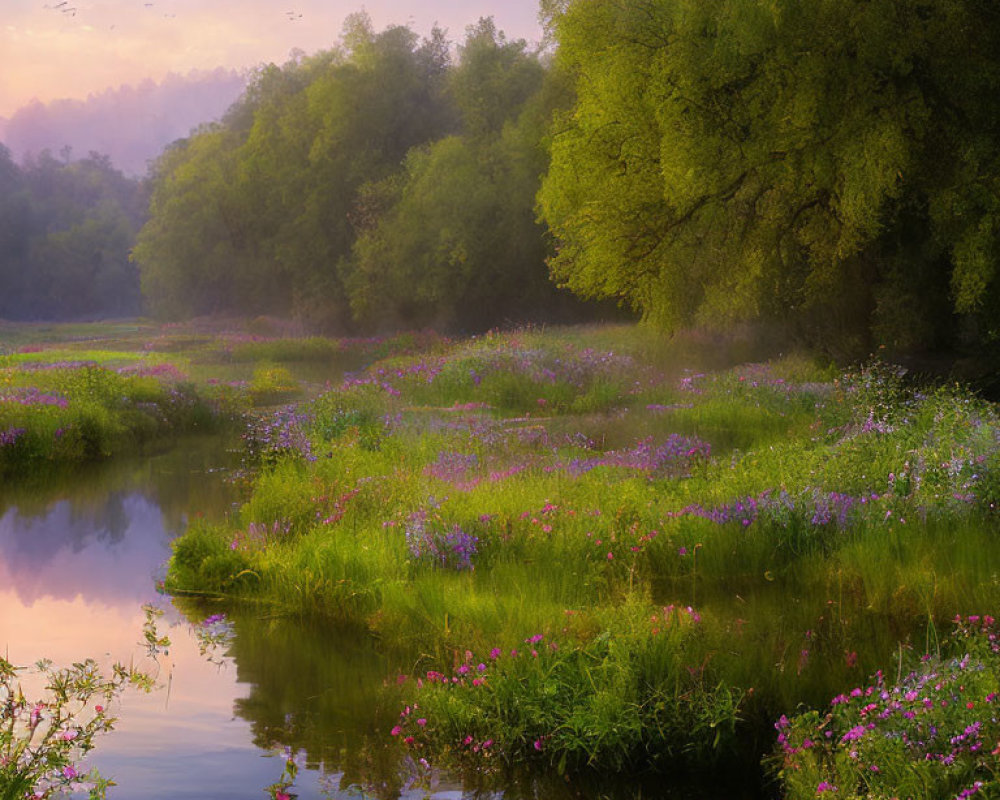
[2,69,246,175]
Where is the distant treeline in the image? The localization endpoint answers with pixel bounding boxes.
[0,147,145,320]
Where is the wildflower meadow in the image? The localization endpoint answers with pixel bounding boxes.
[156,324,1000,794]
[8,320,1000,797]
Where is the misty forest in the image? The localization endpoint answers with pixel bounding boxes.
[6,2,1000,800]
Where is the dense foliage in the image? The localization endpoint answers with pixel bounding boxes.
[6,1,1000,365]
[134,15,586,332]
[539,0,1000,358]
[778,616,1000,800]
[0,147,145,320]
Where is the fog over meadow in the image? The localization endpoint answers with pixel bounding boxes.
[0,70,246,177]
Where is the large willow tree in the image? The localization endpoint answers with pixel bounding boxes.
[539,0,1000,354]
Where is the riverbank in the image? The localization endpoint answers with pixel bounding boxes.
[0,319,433,478]
[160,323,1000,796]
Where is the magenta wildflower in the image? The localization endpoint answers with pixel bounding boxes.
[841,725,867,742]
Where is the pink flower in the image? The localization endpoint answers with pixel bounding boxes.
[534,738,543,751]
[390,725,402,736]
[416,718,427,727]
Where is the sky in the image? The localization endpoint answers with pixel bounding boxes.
[0,0,544,118]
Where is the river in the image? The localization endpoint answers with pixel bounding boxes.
[0,436,420,799]
[0,432,773,799]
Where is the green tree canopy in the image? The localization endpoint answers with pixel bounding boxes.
[346,21,580,331]
[0,149,145,320]
[539,0,1000,355]
[133,15,607,333]
[134,14,454,327]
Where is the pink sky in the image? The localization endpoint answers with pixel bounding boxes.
[0,0,543,117]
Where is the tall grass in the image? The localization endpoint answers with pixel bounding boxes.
[161,325,1000,783]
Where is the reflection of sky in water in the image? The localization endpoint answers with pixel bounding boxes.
[0,448,450,799]
[1,592,303,799]
[0,493,171,605]
[0,458,328,799]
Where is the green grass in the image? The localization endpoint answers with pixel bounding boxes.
[28,320,987,785]
[0,319,463,477]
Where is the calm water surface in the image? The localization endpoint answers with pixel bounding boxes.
[0,437,423,799]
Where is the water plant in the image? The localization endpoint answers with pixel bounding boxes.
[0,358,233,477]
[392,599,744,774]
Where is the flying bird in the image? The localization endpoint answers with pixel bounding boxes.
[286,10,303,20]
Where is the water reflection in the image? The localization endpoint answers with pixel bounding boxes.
[0,438,305,799]
[1,494,169,605]
[0,435,770,799]
[0,436,444,800]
